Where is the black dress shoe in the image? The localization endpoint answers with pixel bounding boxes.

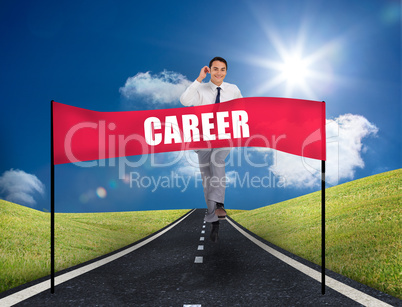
[210,221,219,242]
[215,202,226,220]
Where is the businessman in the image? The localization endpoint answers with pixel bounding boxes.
[180,57,242,242]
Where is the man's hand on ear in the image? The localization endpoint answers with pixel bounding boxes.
[197,66,210,83]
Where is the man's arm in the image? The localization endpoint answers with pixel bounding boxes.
[234,84,243,99]
[180,80,202,106]
[180,66,210,106]
[196,66,210,83]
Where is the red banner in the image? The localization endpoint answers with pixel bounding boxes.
[52,98,326,165]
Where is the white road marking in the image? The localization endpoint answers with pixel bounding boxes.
[201,230,205,234]
[194,257,203,264]
[227,218,393,307]
[202,225,205,228]
[199,237,205,241]
[184,305,201,307]
[0,209,196,307]
[198,245,204,251]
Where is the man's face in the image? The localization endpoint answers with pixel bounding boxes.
[210,61,227,86]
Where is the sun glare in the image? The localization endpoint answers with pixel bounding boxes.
[246,19,338,100]
[281,55,309,85]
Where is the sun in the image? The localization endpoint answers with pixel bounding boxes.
[251,50,316,99]
[245,22,338,100]
[280,55,309,85]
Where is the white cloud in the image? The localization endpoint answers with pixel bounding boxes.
[269,114,379,188]
[225,170,238,184]
[0,169,45,207]
[171,151,200,177]
[119,70,192,104]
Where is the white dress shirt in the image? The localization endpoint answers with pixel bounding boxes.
[180,80,242,106]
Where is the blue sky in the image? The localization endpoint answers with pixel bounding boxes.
[0,0,400,213]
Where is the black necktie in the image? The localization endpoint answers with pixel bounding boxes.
[215,87,221,104]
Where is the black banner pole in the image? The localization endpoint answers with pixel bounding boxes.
[321,159,326,294]
[50,100,55,293]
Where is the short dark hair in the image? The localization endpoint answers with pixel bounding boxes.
[209,57,227,70]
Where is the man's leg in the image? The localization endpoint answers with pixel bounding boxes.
[197,149,218,223]
[207,148,231,220]
[209,148,231,204]
[210,221,219,243]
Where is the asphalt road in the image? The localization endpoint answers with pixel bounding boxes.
[3,209,400,306]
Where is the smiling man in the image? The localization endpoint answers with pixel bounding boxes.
[180,57,242,242]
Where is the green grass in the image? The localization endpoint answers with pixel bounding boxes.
[226,209,247,216]
[230,169,402,299]
[1,169,401,299]
[0,203,189,293]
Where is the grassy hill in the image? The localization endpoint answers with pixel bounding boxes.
[229,169,401,299]
[0,204,189,293]
[0,169,400,299]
